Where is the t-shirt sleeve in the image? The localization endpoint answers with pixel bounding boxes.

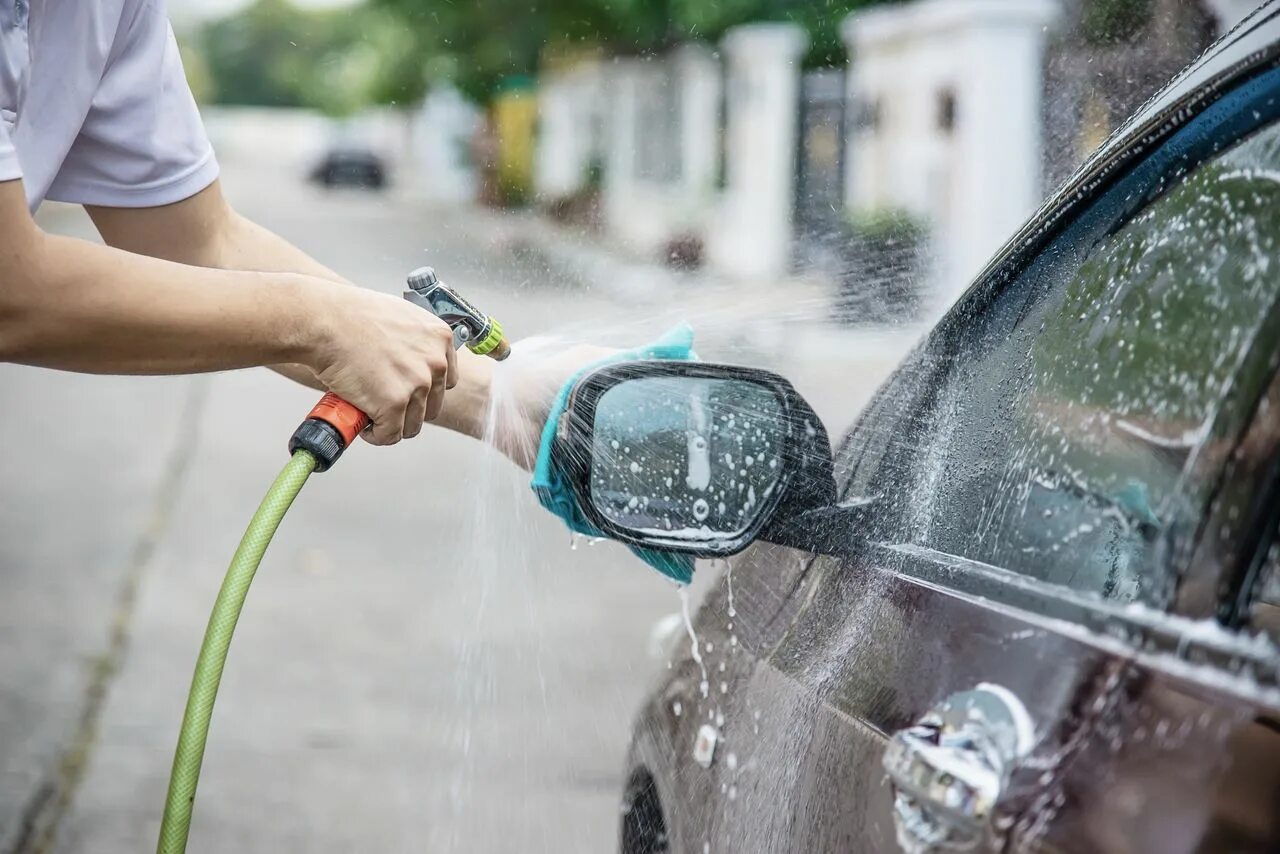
[0,120,21,182]
[46,0,218,206]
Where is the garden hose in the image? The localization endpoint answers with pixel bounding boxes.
[156,449,316,854]
[155,267,510,853]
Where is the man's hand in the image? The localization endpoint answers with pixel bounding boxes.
[306,286,458,445]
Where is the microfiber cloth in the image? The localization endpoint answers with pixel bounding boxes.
[531,324,697,584]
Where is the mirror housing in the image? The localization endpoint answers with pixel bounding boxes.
[553,361,841,557]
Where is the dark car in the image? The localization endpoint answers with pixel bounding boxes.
[309,146,387,189]
[548,6,1280,852]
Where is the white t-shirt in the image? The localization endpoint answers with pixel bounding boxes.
[0,0,218,211]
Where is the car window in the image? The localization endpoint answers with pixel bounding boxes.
[868,118,1280,606]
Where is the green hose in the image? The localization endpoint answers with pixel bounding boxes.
[157,450,317,854]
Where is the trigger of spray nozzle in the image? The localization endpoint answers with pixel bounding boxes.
[404,266,511,361]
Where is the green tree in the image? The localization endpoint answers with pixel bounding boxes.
[1082,0,1155,44]
[177,39,215,104]
[200,0,314,107]
[371,0,903,102]
[202,0,904,111]
[199,0,427,115]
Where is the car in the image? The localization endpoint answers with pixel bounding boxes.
[547,5,1280,852]
[309,146,387,189]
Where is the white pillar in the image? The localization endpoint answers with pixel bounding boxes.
[674,43,720,205]
[535,72,576,198]
[536,61,605,200]
[604,59,642,237]
[414,85,480,204]
[952,1,1058,291]
[707,23,808,280]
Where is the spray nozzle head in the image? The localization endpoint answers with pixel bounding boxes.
[404,266,510,360]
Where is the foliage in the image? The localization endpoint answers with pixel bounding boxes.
[201,0,905,110]
[198,0,427,115]
[1082,0,1154,45]
[178,40,215,104]
[847,207,929,246]
[671,0,899,69]
[371,0,904,102]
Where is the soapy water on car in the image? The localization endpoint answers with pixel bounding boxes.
[431,226,1280,851]
[404,268,920,849]
[394,54,1280,850]
[423,125,1280,843]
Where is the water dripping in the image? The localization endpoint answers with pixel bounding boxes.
[680,586,710,698]
[726,561,737,618]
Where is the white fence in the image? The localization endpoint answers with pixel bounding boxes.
[533,5,1056,297]
[521,0,1257,299]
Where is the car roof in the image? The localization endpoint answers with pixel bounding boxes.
[971,0,1280,298]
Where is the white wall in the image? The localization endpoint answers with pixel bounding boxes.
[705,23,808,280]
[201,106,332,170]
[536,62,604,199]
[602,48,722,255]
[414,86,481,204]
[843,0,1059,306]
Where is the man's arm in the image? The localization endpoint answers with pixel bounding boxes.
[86,179,346,286]
[85,180,495,441]
[88,180,348,390]
[0,178,456,445]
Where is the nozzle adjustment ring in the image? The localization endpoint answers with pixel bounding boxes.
[467,317,505,357]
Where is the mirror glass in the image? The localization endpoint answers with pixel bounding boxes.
[590,376,787,541]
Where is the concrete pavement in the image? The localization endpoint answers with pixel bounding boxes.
[0,152,915,853]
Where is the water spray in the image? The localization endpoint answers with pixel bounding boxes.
[156,267,509,854]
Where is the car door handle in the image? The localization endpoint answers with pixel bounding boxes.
[883,683,1035,851]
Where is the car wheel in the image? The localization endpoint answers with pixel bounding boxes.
[620,767,668,854]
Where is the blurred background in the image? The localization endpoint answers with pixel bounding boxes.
[0,0,1261,852]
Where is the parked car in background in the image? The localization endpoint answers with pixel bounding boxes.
[549,5,1280,852]
[309,146,387,189]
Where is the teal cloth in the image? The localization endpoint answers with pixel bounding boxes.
[531,324,697,584]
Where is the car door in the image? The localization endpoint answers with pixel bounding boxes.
[696,60,1280,854]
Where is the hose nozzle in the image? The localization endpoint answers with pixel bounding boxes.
[405,267,511,361]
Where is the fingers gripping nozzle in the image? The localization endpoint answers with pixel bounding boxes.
[289,266,510,471]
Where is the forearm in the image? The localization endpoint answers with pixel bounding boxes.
[86,180,498,441]
[205,206,348,285]
[201,199,497,435]
[0,228,331,375]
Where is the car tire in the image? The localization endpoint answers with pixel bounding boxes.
[620,766,668,853]
[621,701,690,854]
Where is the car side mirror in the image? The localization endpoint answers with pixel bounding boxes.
[553,361,859,557]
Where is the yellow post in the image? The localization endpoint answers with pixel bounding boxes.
[492,76,537,206]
